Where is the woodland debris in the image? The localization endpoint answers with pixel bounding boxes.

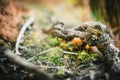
[53,21,120,75]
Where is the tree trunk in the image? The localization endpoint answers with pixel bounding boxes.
[89,0,120,49]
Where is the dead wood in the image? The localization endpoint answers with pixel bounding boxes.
[4,49,53,80]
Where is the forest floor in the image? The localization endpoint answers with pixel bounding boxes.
[1,1,114,80]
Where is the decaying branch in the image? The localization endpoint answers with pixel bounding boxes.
[4,49,53,80]
[53,22,120,74]
[52,22,89,40]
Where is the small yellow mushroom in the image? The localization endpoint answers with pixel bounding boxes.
[72,37,82,46]
[85,44,90,50]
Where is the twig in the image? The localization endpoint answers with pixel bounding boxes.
[37,65,73,74]
[63,51,78,55]
[15,16,35,55]
[27,47,56,61]
[38,48,55,55]
[4,49,53,80]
